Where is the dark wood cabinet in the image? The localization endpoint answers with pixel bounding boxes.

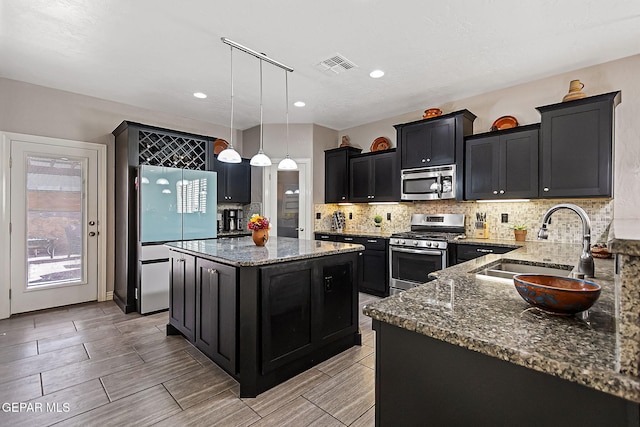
[465,125,539,200]
[536,91,621,198]
[209,156,251,204]
[169,252,196,341]
[452,243,516,265]
[195,258,237,374]
[349,150,399,202]
[324,147,362,203]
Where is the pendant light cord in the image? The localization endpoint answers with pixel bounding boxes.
[285,70,289,153]
[259,59,264,152]
[229,46,234,148]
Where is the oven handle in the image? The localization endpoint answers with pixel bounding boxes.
[391,247,444,256]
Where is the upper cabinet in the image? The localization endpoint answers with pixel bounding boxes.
[465,125,539,200]
[395,110,476,170]
[349,150,399,203]
[536,91,621,198]
[208,155,252,204]
[324,146,362,203]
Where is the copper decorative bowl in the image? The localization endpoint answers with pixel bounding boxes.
[513,274,601,315]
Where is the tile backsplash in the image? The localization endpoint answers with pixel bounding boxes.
[314,199,613,244]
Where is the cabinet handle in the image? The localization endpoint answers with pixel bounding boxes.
[207,268,218,275]
[344,237,354,241]
[499,190,505,194]
[421,159,426,163]
[341,196,346,200]
[426,158,431,162]
[543,187,550,192]
[367,239,378,243]
[476,248,494,253]
[493,190,498,195]
[321,235,330,239]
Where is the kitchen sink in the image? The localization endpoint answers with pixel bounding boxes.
[472,260,574,283]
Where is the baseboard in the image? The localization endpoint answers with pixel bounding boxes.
[106,291,114,300]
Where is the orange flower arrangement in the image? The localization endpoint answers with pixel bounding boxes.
[247,214,271,231]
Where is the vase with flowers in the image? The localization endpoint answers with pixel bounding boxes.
[248,214,271,246]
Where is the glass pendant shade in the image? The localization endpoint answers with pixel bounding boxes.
[278,155,297,170]
[217,147,242,163]
[250,150,272,166]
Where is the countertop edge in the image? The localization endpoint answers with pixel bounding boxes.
[608,219,640,256]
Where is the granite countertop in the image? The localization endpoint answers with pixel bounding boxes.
[217,230,252,238]
[609,219,640,256]
[363,240,640,403]
[166,236,363,267]
[314,229,393,239]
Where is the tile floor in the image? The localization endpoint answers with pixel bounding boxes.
[0,293,380,426]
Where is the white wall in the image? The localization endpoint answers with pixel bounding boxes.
[339,54,640,219]
[0,77,240,293]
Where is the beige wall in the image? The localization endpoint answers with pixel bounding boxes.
[338,54,640,220]
[0,78,240,293]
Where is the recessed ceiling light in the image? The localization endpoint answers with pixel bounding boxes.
[294,101,306,107]
[369,70,385,78]
[193,92,207,99]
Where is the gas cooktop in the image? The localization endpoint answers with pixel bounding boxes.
[390,213,466,249]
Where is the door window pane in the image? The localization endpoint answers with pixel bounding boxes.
[277,171,299,238]
[26,156,84,287]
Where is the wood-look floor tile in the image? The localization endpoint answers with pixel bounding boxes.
[350,406,375,427]
[308,413,346,426]
[242,368,330,417]
[101,350,200,401]
[41,351,144,394]
[0,379,109,427]
[164,364,237,409]
[303,364,375,426]
[0,316,35,333]
[0,322,76,348]
[0,344,88,385]
[361,328,375,349]
[134,334,193,362]
[0,374,41,403]
[100,303,126,315]
[34,307,105,329]
[83,326,164,360]
[55,384,181,427]
[316,345,373,377]
[0,341,38,363]
[154,389,260,427]
[37,324,121,354]
[249,396,327,427]
[73,311,139,331]
[113,311,168,334]
[359,353,375,370]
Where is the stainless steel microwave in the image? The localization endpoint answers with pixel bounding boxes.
[401,165,456,200]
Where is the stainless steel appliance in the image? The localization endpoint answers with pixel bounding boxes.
[223,209,239,231]
[401,165,456,200]
[389,213,465,294]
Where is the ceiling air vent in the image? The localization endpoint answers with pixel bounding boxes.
[316,54,358,74]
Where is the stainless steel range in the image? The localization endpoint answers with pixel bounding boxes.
[389,213,465,295]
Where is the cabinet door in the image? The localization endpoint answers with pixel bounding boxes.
[169,253,196,341]
[260,262,314,374]
[361,249,387,295]
[349,156,373,202]
[400,124,429,169]
[325,150,349,203]
[320,262,355,341]
[225,159,251,204]
[501,129,538,199]
[426,117,456,166]
[371,152,398,201]
[539,100,613,197]
[195,258,237,374]
[211,160,228,202]
[465,136,500,200]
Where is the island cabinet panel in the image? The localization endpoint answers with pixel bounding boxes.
[464,125,539,200]
[169,253,196,341]
[536,91,620,198]
[319,262,355,341]
[260,265,314,374]
[195,258,237,375]
[373,320,639,427]
[333,234,389,296]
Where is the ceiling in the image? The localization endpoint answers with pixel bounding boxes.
[2,0,640,131]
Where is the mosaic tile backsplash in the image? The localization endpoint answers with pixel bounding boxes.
[314,199,613,244]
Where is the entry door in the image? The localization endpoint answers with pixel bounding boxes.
[264,160,310,240]
[10,140,99,314]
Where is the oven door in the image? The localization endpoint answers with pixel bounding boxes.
[389,246,446,294]
[401,167,456,201]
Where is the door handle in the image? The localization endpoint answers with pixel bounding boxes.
[295,227,304,231]
[88,231,96,237]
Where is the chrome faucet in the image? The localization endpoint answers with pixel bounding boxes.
[537,203,595,277]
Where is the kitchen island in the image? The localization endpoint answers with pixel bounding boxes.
[165,236,363,398]
[364,240,640,426]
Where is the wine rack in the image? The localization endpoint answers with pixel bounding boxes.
[138,130,208,170]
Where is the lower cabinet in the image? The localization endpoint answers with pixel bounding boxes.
[333,234,389,296]
[195,258,237,375]
[453,243,516,265]
[169,253,196,342]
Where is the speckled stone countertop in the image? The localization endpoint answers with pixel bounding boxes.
[314,229,393,239]
[609,219,640,256]
[217,230,252,238]
[364,240,640,403]
[166,236,363,267]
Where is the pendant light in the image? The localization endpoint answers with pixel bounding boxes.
[278,70,298,170]
[217,46,242,163]
[250,59,272,167]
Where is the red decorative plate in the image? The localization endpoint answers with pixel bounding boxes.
[214,139,229,154]
[370,137,391,152]
[490,116,518,131]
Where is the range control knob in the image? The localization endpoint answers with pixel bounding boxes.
[424,241,432,247]
[400,240,406,245]
[413,240,418,246]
